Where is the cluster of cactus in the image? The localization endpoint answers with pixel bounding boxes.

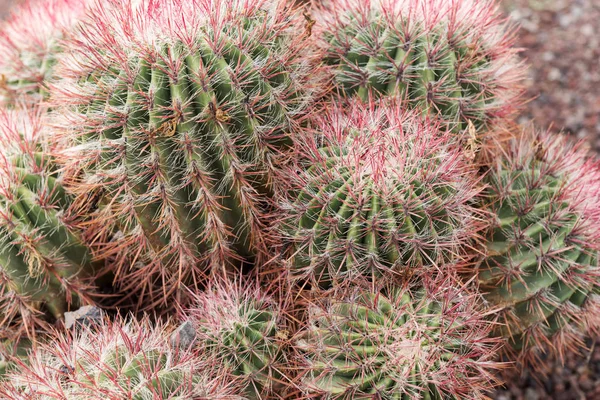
[0,0,597,398]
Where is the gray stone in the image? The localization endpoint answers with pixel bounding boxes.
[64,305,103,330]
[170,321,196,349]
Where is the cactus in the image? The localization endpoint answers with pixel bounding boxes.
[478,130,600,365]
[50,0,320,309]
[0,106,100,339]
[294,283,501,398]
[0,317,246,399]
[316,0,524,133]
[0,0,92,105]
[280,100,486,288]
[189,279,288,398]
[0,337,31,379]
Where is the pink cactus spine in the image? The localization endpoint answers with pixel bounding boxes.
[49,0,321,310]
[279,99,488,289]
[0,0,93,105]
[313,0,525,133]
[0,316,245,399]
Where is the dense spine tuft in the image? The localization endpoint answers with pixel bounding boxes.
[0,106,99,339]
[478,129,600,365]
[51,0,320,309]
[189,279,288,398]
[294,283,501,398]
[316,0,524,133]
[280,100,486,288]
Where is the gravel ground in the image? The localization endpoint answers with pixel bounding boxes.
[1,0,599,399]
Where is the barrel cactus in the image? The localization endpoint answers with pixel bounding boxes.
[280,100,486,288]
[294,284,501,398]
[50,0,320,309]
[0,106,100,339]
[0,317,245,399]
[315,0,524,133]
[0,337,30,379]
[0,0,92,105]
[478,129,600,364]
[189,279,288,398]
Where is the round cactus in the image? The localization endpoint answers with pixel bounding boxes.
[280,100,486,288]
[0,317,245,399]
[50,0,320,309]
[294,284,501,398]
[0,106,100,339]
[188,279,288,398]
[478,130,600,364]
[0,0,92,105]
[315,0,524,133]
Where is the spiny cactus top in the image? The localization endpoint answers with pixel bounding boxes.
[0,317,246,399]
[479,130,600,365]
[0,106,99,340]
[50,0,320,309]
[280,100,486,288]
[189,280,288,398]
[0,0,92,105]
[294,283,501,399]
[315,0,524,133]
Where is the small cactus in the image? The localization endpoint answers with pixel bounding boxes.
[0,337,31,379]
[316,0,524,133]
[188,279,289,398]
[0,106,100,339]
[478,129,600,365]
[0,0,92,105]
[280,100,486,288]
[294,283,501,398]
[51,0,320,309]
[0,317,245,399]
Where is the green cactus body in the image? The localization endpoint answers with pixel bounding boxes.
[296,287,499,398]
[191,283,286,398]
[284,102,484,288]
[53,0,317,306]
[0,338,30,379]
[478,131,600,360]
[320,0,522,133]
[0,109,99,338]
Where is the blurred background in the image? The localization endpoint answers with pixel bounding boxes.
[0,0,598,398]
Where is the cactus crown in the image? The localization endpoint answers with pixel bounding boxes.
[51,0,319,309]
[295,283,501,399]
[0,317,245,399]
[317,0,523,132]
[0,0,91,105]
[0,107,98,339]
[479,130,600,363]
[281,100,486,288]
[189,279,287,398]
